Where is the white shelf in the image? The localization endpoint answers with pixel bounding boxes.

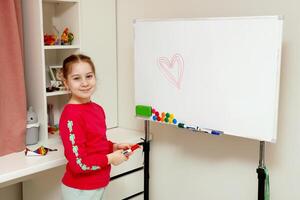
[46,90,70,96]
[44,45,80,50]
[48,65,62,68]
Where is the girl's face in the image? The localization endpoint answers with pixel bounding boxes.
[64,61,96,104]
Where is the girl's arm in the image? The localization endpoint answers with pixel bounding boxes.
[60,116,109,174]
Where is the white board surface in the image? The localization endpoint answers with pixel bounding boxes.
[134,16,283,142]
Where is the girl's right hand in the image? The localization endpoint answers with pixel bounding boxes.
[107,150,128,166]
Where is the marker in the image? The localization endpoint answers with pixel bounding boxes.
[122,144,141,156]
[178,123,185,128]
[178,123,223,135]
[201,128,223,135]
[186,125,197,131]
[178,123,197,131]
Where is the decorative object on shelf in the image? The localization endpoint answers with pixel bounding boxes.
[48,124,59,135]
[25,146,57,156]
[26,106,40,145]
[61,27,74,45]
[49,66,64,81]
[49,65,65,90]
[43,26,61,45]
[46,86,60,92]
[50,80,64,88]
[44,34,58,45]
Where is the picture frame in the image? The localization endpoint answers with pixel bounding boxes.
[49,66,65,89]
[49,66,64,81]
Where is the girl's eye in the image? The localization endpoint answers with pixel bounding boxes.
[73,77,80,80]
[87,74,93,79]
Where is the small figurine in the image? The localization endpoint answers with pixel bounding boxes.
[25,146,57,156]
[61,28,74,45]
[48,124,59,134]
[44,34,57,45]
[68,32,74,45]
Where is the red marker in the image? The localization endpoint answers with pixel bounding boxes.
[122,144,140,156]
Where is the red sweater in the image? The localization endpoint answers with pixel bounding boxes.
[59,102,114,190]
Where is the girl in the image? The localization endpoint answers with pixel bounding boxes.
[59,54,133,200]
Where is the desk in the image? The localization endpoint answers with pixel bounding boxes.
[0,128,145,200]
[0,143,66,188]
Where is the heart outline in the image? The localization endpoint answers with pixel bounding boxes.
[158,53,184,89]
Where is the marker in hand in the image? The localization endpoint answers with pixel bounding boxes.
[122,144,141,156]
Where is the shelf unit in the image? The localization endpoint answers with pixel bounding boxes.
[23,0,81,145]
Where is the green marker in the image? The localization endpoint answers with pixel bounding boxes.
[178,123,185,128]
[135,105,152,117]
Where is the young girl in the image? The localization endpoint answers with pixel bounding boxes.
[59,54,133,200]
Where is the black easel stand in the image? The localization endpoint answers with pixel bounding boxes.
[256,141,266,200]
[143,120,150,200]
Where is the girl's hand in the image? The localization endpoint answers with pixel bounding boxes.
[113,143,134,151]
[107,150,128,166]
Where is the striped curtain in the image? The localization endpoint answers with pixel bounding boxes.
[0,0,26,156]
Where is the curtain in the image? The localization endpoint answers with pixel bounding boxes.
[0,0,26,156]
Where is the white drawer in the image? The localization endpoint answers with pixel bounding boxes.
[110,148,144,177]
[103,170,144,200]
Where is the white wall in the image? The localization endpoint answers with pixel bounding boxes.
[81,0,118,128]
[117,0,300,199]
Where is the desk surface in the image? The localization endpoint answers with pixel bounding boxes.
[0,127,144,188]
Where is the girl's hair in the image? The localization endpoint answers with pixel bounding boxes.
[62,54,96,80]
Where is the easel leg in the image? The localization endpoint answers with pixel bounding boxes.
[144,120,150,200]
[257,167,266,200]
[257,141,266,200]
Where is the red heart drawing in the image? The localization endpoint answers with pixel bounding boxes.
[158,53,184,89]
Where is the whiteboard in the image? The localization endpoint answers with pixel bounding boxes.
[134,16,283,142]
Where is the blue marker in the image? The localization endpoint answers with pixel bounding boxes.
[178,123,222,135]
[201,128,223,136]
[211,130,223,135]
